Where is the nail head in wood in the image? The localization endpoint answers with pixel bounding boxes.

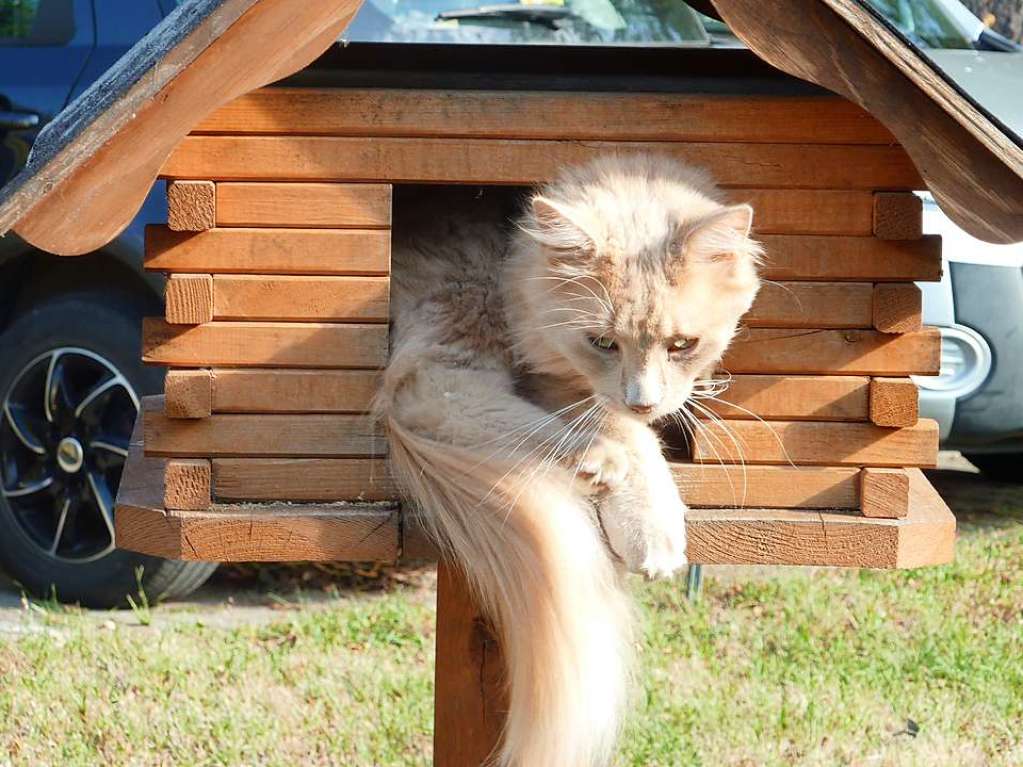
[860,467,910,518]
[164,369,213,419]
[873,192,923,240]
[870,377,919,427]
[167,180,216,232]
[164,459,212,511]
[872,283,923,334]
[165,273,213,324]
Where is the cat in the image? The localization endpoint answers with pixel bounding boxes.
[376,154,762,767]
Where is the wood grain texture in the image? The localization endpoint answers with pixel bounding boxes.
[872,283,923,334]
[197,88,896,145]
[689,418,939,467]
[860,467,909,519]
[873,192,923,240]
[896,468,956,567]
[722,328,941,375]
[704,375,870,422]
[745,190,875,236]
[215,182,392,228]
[212,458,396,501]
[674,464,860,509]
[869,377,920,427]
[145,226,391,276]
[211,369,380,413]
[434,562,506,767]
[746,282,873,328]
[211,275,390,322]
[142,318,388,368]
[164,369,213,419]
[167,180,216,231]
[144,410,386,458]
[163,136,924,190]
[163,459,211,511]
[8,0,365,255]
[165,274,213,325]
[712,0,1023,243]
[758,234,941,282]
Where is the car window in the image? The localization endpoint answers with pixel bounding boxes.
[865,0,975,48]
[343,0,715,46]
[0,0,75,46]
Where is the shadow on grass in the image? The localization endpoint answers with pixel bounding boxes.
[924,467,1023,532]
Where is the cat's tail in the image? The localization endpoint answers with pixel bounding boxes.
[384,414,633,767]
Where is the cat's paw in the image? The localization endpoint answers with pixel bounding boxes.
[639,517,688,580]
[574,435,629,491]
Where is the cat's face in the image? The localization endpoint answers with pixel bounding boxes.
[517,171,761,424]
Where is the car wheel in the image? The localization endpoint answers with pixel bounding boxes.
[962,453,1023,484]
[0,293,216,608]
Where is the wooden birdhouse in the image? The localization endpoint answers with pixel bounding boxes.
[2,0,1022,761]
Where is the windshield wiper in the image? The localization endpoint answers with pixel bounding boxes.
[436,4,576,30]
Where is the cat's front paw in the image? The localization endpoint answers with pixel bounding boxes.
[639,510,688,580]
[574,435,629,491]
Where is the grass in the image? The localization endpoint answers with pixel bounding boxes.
[1,504,1021,765]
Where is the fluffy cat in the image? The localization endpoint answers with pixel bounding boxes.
[377,155,761,767]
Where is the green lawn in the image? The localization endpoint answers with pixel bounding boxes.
[1,490,1021,766]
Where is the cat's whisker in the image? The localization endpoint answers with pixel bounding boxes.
[685,400,750,508]
[677,405,742,508]
[693,393,797,470]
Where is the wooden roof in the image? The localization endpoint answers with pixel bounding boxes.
[0,0,1020,252]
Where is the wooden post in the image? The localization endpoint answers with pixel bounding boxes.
[434,561,506,767]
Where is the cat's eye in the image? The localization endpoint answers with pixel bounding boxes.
[668,336,698,357]
[589,335,618,352]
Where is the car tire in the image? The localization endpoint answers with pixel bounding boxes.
[962,453,1023,483]
[0,293,216,608]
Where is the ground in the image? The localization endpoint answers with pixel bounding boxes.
[0,455,1021,766]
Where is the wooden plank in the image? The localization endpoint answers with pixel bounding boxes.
[142,318,388,368]
[434,561,506,767]
[167,180,216,232]
[145,226,391,276]
[197,88,896,145]
[163,459,211,511]
[674,464,860,508]
[722,328,940,375]
[163,136,924,190]
[872,283,923,333]
[873,192,923,239]
[860,467,909,518]
[213,458,396,501]
[689,418,939,467]
[212,275,390,322]
[869,377,920,427]
[215,182,392,228]
[746,190,875,236]
[758,234,941,281]
[165,274,213,325]
[746,282,873,328]
[896,468,956,567]
[164,369,213,419]
[145,410,385,458]
[702,374,869,422]
[211,369,380,413]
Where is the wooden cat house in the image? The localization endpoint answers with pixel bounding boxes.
[2,0,1022,762]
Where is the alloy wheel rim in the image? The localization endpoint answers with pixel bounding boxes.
[1,348,139,564]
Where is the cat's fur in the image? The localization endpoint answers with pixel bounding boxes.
[377,155,761,766]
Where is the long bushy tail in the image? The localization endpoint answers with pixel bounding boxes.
[383,413,633,767]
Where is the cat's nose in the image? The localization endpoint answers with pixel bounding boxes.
[628,403,655,415]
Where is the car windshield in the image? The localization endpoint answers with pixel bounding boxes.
[343,0,713,46]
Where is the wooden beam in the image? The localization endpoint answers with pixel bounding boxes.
[872,192,923,240]
[145,225,390,276]
[211,275,390,322]
[872,283,923,334]
[163,459,211,511]
[167,180,216,232]
[213,457,396,502]
[746,190,875,236]
[215,182,392,228]
[163,136,923,190]
[689,418,939,467]
[860,467,909,518]
[704,374,870,421]
[722,328,940,375]
[164,369,213,419]
[674,464,860,508]
[210,369,380,414]
[746,282,873,328]
[196,88,896,145]
[869,377,919,427]
[434,562,506,767]
[144,410,386,458]
[142,318,388,368]
[758,234,941,282]
[164,274,213,325]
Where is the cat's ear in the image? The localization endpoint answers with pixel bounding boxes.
[524,195,597,254]
[676,204,758,265]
